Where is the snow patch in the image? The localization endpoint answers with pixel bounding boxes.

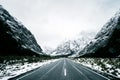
[0,59,59,80]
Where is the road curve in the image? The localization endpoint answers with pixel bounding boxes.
[10,58,110,80]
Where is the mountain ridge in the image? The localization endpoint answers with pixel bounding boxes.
[0,5,43,56]
[78,9,120,57]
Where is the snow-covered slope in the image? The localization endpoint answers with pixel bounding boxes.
[0,5,42,56]
[0,59,58,80]
[50,40,73,57]
[50,31,95,57]
[79,9,120,57]
[74,58,120,79]
[70,31,95,56]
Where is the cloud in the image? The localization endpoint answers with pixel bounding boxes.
[0,0,120,48]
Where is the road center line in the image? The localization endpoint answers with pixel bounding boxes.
[63,59,67,77]
[64,68,67,76]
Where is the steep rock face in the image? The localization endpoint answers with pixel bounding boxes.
[79,9,120,57]
[0,5,42,56]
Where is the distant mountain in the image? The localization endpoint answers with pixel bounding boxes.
[50,31,95,57]
[0,5,42,56]
[43,46,54,55]
[79,9,120,57]
[69,31,95,57]
[50,40,73,57]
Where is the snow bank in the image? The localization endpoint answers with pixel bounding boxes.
[0,59,58,80]
[73,58,120,78]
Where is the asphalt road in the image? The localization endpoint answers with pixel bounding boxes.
[11,58,110,80]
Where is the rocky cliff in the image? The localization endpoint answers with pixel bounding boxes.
[0,5,42,56]
[79,9,120,57]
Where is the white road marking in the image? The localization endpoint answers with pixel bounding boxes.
[64,68,67,76]
[63,59,67,77]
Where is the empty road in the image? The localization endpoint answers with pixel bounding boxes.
[10,58,110,80]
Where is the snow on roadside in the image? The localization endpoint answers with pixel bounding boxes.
[74,59,102,71]
[0,59,59,80]
[73,58,120,78]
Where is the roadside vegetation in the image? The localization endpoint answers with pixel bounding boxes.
[73,58,120,78]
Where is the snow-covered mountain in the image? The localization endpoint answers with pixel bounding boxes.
[50,31,95,57]
[71,32,95,51]
[0,5,42,56]
[79,9,120,57]
[43,46,54,55]
[50,9,120,58]
[50,40,73,57]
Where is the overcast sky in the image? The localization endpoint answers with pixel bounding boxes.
[0,0,120,49]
